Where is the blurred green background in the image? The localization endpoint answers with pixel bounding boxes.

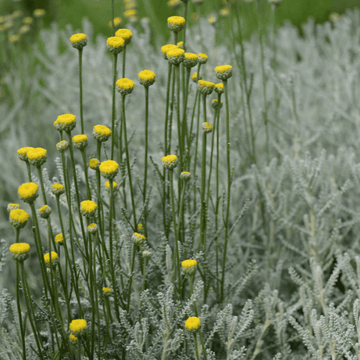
[1,0,359,42]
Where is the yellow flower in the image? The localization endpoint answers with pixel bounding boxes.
[9,243,30,261]
[27,147,47,166]
[69,319,87,334]
[44,251,59,264]
[89,158,100,170]
[215,83,225,94]
[167,48,185,65]
[54,114,77,132]
[180,171,191,181]
[72,134,88,150]
[219,8,230,17]
[93,125,112,142]
[161,154,178,169]
[215,65,233,80]
[56,140,69,152]
[329,12,340,22]
[212,99,223,109]
[202,122,213,134]
[7,203,20,212]
[88,223,98,234]
[23,17,33,24]
[70,33,87,50]
[55,233,63,243]
[132,232,145,245]
[69,334,78,342]
[34,9,46,17]
[182,259,197,274]
[80,200,98,216]
[161,44,178,60]
[105,181,118,189]
[102,287,112,294]
[197,80,215,95]
[177,41,184,48]
[208,15,217,25]
[185,317,201,331]
[138,223,143,230]
[99,160,119,179]
[191,72,202,83]
[115,29,133,44]
[9,34,20,43]
[17,147,34,161]
[18,182,39,203]
[198,53,208,64]
[167,0,181,8]
[109,17,122,28]
[116,78,135,96]
[38,205,52,219]
[167,16,186,32]
[107,36,125,54]
[51,183,65,196]
[183,53,198,68]
[19,25,30,34]
[10,209,29,229]
[138,70,156,87]
[124,9,137,19]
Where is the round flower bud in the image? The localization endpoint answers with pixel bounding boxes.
[89,158,100,170]
[18,182,39,203]
[198,53,208,64]
[93,125,112,142]
[329,12,340,22]
[109,17,122,28]
[208,15,217,25]
[167,48,185,65]
[180,171,192,181]
[70,33,87,50]
[17,147,34,162]
[55,233,63,245]
[215,65,233,80]
[69,334,78,343]
[69,319,87,335]
[177,41,184,49]
[116,78,135,96]
[132,232,145,245]
[220,8,230,17]
[44,251,59,265]
[51,183,65,196]
[27,147,47,167]
[183,53,198,68]
[54,114,77,132]
[115,29,133,45]
[9,243,30,262]
[88,223,98,234]
[10,209,29,229]
[38,205,52,219]
[19,25,30,34]
[102,287,112,295]
[80,200,97,217]
[138,70,156,87]
[56,140,69,153]
[191,72,202,83]
[167,16,186,32]
[7,203,20,212]
[33,9,46,17]
[212,99,223,109]
[105,181,118,190]
[185,316,201,331]
[72,134,88,150]
[161,44,178,60]
[202,122,213,134]
[168,0,181,8]
[197,80,215,95]
[215,83,225,95]
[99,160,119,180]
[22,17,33,25]
[182,259,197,274]
[107,36,125,55]
[142,250,152,258]
[161,154,178,170]
[138,223,144,232]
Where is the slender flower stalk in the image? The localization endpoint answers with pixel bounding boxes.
[111,53,118,159]
[79,49,84,133]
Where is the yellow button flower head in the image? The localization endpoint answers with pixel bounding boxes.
[329,12,340,22]
[56,140,69,153]
[19,25,30,34]
[182,259,197,274]
[183,53,198,68]
[7,203,20,212]
[115,28,133,45]
[177,41,184,49]
[212,98,223,109]
[167,16,186,32]
[142,250,152,258]
[215,83,225,95]
[191,72,202,83]
[51,183,65,196]
[197,80,215,95]
[18,182,39,203]
[208,15,217,25]
[185,316,201,331]
[9,243,30,262]
[124,0,136,9]
[9,34,20,43]
[116,78,135,96]
[202,122,213,134]
[132,232,145,245]
[138,223,144,231]
[17,147,34,162]
[54,114,77,132]
[69,319,87,334]
[161,44,178,60]
[124,9,138,22]
[89,158,100,170]
[88,223,98,234]
[167,48,185,65]
[38,205,52,219]
[44,251,59,265]
[34,9,46,17]
[107,36,125,55]
[69,334,78,342]
[109,17,122,28]
[12,11,21,19]
[93,125,112,142]
[55,233,63,244]
[72,134,88,150]
[27,147,47,166]
[198,53,208,64]
[220,8,230,17]
[23,17,33,24]
[180,171,191,181]
[138,70,156,87]
[99,160,119,180]
[10,209,29,229]
[215,65,233,80]
[161,154,178,170]
[80,200,98,217]
[168,0,181,8]
[105,181,118,190]
[70,33,87,50]
[102,287,112,294]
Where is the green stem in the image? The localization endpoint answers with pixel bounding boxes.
[199,128,207,251]
[127,243,137,312]
[182,67,191,151]
[36,166,47,205]
[193,333,200,360]
[193,83,202,213]
[175,64,183,173]
[111,53,118,160]
[16,261,26,360]
[79,48,84,134]
[111,0,115,35]
[81,149,92,200]
[143,86,149,206]
[26,161,32,182]
[122,46,126,78]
